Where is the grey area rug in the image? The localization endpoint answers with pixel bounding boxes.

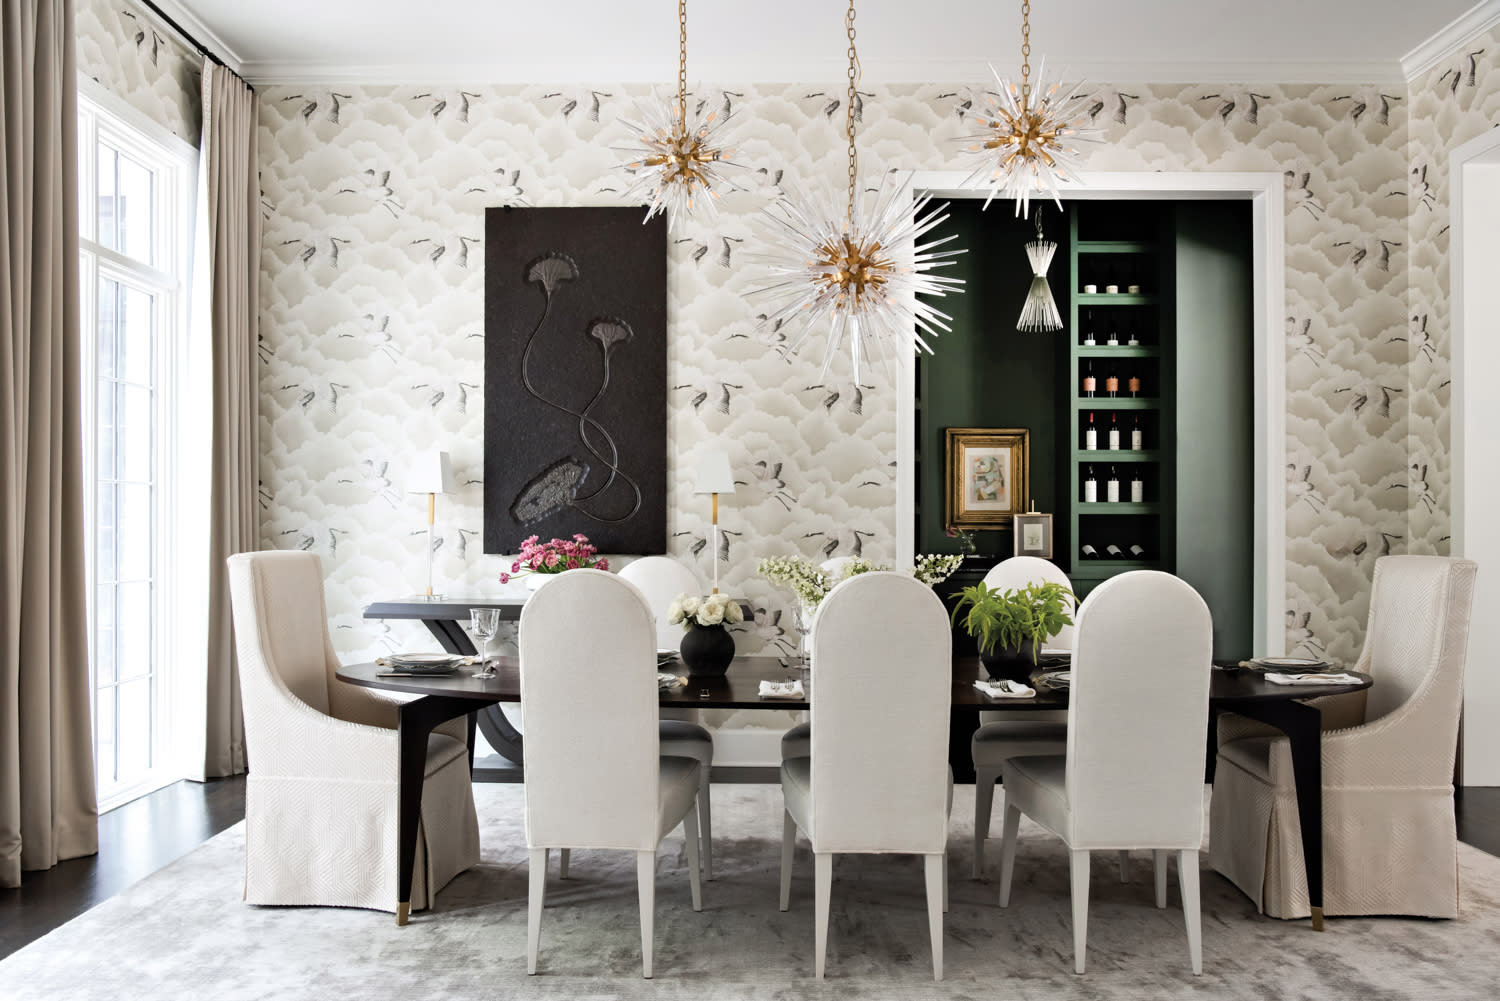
[2,783,1496,1000]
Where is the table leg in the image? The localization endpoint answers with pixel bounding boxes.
[396,695,478,926]
[1220,698,1325,930]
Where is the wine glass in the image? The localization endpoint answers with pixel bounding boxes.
[469,607,501,678]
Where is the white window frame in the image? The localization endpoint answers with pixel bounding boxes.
[77,81,198,812]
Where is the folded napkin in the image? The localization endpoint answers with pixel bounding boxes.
[759,680,805,699]
[376,655,476,667]
[973,679,1036,698]
[1263,671,1362,686]
[657,673,686,690]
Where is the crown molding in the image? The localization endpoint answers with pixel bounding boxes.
[241,56,1405,89]
[1402,0,1500,82]
[142,0,246,75]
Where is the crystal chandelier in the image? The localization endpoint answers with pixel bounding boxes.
[614,0,740,225]
[749,0,965,386]
[955,0,1101,216]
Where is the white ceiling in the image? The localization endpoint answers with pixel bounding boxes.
[156,0,1491,86]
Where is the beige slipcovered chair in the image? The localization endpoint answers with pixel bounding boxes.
[998,570,1213,975]
[617,556,717,880]
[1209,555,1478,919]
[778,572,953,980]
[226,551,479,915]
[521,569,703,978]
[970,556,1075,877]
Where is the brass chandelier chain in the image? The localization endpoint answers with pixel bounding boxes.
[845,0,860,224]
[678,0,688,118]
[1020,0,1032,104]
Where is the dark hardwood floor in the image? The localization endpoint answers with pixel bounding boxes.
[3,773,1497,962]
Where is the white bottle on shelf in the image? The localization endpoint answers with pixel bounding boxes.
[1105,544,1125,558]
[1129,544,1146,559]
[1130,471,1144,503]
[1084,466,1098,503]
[1106,466,1120,503]
[1131,416,1143,451]
[1081,544,1100,559]
[1085,412,1098,450]
[1107,414,1120,451]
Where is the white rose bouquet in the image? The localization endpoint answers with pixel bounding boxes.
[667,592,745,629]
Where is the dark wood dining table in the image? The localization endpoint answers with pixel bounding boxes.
[335,653,1370,930]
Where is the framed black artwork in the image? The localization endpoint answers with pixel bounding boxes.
[483,207,667,554]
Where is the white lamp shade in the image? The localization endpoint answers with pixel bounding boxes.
[693,450,736,495]
[407,450,457,494]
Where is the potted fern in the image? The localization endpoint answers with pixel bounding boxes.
[950,580,1076,683]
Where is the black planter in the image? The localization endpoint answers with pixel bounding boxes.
[679,623,735,677]
[978,638,1037,684]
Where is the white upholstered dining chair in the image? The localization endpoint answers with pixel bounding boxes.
[1209,555,1478,919]
[520,568,703,978]
[226,551,479,915]
[969,556,1075,877]
[997,570,1213,975]
[778,572,953,980]
[618,556,718,880]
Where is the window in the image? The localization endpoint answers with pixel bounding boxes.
[77,89,196,811]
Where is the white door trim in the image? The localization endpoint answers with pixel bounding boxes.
[896,171,1285,655]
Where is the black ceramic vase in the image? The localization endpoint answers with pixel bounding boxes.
[979,638,1037,684]
[679,623,735,677]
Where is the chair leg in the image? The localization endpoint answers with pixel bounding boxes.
[814,852,833,980]
[1070,849,1091,975]
[559,848,570,880]
[779,810,796,912]
[1178,849,1203,975]
[698,765,714,881]
[1118,850,1129,882]
[1154,849,1170,908]
[972,766,1000,878]
[527,848,547,975]
[997,803,1022,907]
[637,850,656,979]
[924,853,945,982]
[683,801,703,913]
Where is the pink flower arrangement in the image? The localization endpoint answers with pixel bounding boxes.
[499,533,610,583]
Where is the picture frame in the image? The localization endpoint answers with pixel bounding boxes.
[944,428,1030,531]
[1013,512,1054,558]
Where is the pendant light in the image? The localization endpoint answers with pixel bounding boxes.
[1017,209,1062,332]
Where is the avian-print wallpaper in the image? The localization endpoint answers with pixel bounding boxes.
[74,0,1490,737]
[75,0,200,143]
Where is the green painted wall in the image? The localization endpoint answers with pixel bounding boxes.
[916,202,1070,558]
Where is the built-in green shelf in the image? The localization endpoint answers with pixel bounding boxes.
[1075,293,1158,306]
[1073,397,1159,409]
[1077,502,1161,515]
[1077,346,1160,358]
[1071,560,1163,579]
[1076,240,1157,254]
[1074,450,1161,462]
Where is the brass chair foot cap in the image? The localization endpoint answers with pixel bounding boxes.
[397,901,410,926]
[1310,906,1325,931]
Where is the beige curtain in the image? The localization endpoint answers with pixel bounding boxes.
[0,0,98,887]
[195,59,259,780]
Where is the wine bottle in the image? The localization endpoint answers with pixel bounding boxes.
[1084,466,1098,503]
[1081,544,1100,559]
[1082,309,1096,346]
[1128,544,1146,558]
[1106,466,1120,503]
[1130,469,1144,502]
[1105,366,1119,398]
[1106,321,1119,346]
[1082,362,1096,398]
[1127,322,1140,347]
[1107,414,1120,451]
[1131,415,1143,451]
[1128,370,1141,397]
[1085,412,1098,450]
[1105,544,1125,559]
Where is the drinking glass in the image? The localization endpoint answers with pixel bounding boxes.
[470,607,501,678]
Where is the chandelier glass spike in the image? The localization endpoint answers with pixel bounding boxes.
[749,0,965,386]
[956,0,1101,217]
[614,0,741,224]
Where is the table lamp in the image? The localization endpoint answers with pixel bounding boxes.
[408,450,457,600]
[693,449,736,594]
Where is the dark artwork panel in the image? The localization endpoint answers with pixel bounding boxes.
[483,207,667,554]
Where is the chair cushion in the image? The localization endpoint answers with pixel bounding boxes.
[1217,734,1277,782]
[781,721,811,760]
[971,721,1068,769]
[657,755,702,840]
[426,732,469,777]
[780,755,812,833]
[659,720,714,764]
[1000,755,1070,838]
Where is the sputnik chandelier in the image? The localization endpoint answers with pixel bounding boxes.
[614,0,741,224]
[749,0,965,386]
[956,0,1101,216]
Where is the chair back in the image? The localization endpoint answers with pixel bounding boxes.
[520,568,660,851]
[618,556,702,650]
[808,572,951,853]
[981,556,1077,650]
[1065,571,1212,849]
[226,551,333,719]
[1358,555,1478,729]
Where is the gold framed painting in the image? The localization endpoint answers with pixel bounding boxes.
[944,428,1030,531]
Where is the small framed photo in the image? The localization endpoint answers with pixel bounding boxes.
[944,428,1030,531]
[1013,512,1054,558]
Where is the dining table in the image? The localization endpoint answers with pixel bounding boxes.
[335,652,1370,930]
